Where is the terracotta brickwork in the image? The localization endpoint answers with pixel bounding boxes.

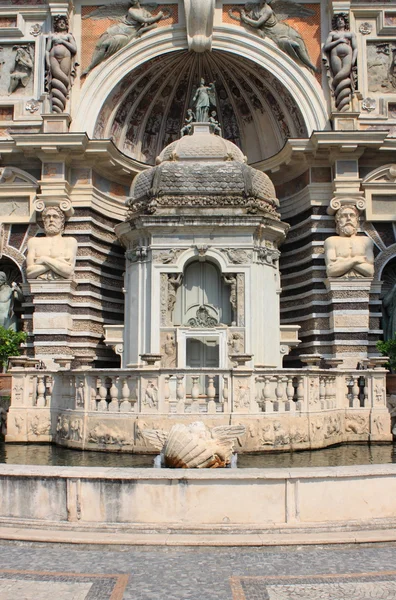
[81,4,178,74]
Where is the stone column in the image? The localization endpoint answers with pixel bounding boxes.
[326,278,373,368]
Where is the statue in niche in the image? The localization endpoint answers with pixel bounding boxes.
[229,1,319,73]
[162,332,176,367]
[8,45,34,95]
[46,15,78,113]
[181,108,195,136]
[192,78,216,123]
[167,273,182,321]
[324,205,374,278]
[323,13,357,112]
[0,271,23,331]
[26,207,78,281]
[82,0,170,76]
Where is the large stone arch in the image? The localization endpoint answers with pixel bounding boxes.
[72,26,329,163]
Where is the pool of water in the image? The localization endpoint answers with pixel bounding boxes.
[1,442,396,468]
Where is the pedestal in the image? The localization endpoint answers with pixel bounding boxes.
[326,278,373,368]
[22,280,83,369]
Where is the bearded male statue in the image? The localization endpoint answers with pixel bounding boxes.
[26,207,77,280]
[324,205,374,278]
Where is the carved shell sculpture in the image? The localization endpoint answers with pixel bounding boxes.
[141,421,245,468]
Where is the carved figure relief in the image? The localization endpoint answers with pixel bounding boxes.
[153,248,184,264]
[45,15,78,113]
[345,414,369,435]
[223,274,237,323]
[324,205,374,278]
[26,207,78,280]
[229,1,318,73]
[367,42,396,93]
[221,248,252,264]
[9,45,34,95]
[167,273,182,324]
[234,379,250,410]
[181,108,195,136]
[0,271,23,331]
[256,246,280,267]
[228,331,244,354]
[82,1,170,76]
[57,414,82,441]
[14,413,24,433]
[29,414,50,436]
[88,422,130,446]
[143,380,158,408]
[323,13,357,112]
[161,331,176,367]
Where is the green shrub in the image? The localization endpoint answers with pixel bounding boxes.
[0,326,27,372]
[376,337,396,372]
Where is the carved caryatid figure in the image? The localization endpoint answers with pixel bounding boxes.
[324,205,374,278]
[229,1,318,73]
[82,1,169,76]
[0,271,23,331]
[323,13,357,112]
[192,78,216,122]
[46,15,77,113]
[26,207,78,281]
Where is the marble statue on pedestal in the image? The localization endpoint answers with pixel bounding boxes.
[26,207,77,280]
[229,1,318,73]
[192,79,216,123]
[46,15,78,113]
[323,13,357,112]
[324,205,374,278]
[0,272,23,330]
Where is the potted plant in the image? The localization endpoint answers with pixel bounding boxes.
[376,336,396,393]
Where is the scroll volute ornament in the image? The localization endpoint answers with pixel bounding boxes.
[183,0,215,52]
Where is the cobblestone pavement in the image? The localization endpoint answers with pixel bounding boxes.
[2,541,396,599]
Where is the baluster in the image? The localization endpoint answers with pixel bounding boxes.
[69,376,75,409]
[363,377,368,408]
[97,377,108,411]
[275,376,284,412]
[163,375,171,413]
[191,376,200,413]
[36,375,46,407]
[286,376,295,412]
[108,376,119,412]
[296,376,304,411]
[176,375,185,413]
[120,377,131,412]
[319,376,326,409]
[352,376,360,408]
[222,375,229,413]
[131,377,139,412]
[207,375,216,414]
[263,376,273,412]
[45,375,53,406]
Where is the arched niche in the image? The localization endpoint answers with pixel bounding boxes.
[173,260,232,327]
[73,28,328,164]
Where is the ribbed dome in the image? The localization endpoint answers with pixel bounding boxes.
[127,125,279,219]
[157,129,245,163]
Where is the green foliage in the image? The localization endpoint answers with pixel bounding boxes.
[0,326,27,372]
[376,337,396,372]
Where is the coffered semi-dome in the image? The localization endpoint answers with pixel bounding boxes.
[94,50,308,166]
[126,124,279,219]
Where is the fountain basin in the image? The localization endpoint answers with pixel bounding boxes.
[0,462,396,542]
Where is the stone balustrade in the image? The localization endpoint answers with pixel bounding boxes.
[5,365,391,450]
